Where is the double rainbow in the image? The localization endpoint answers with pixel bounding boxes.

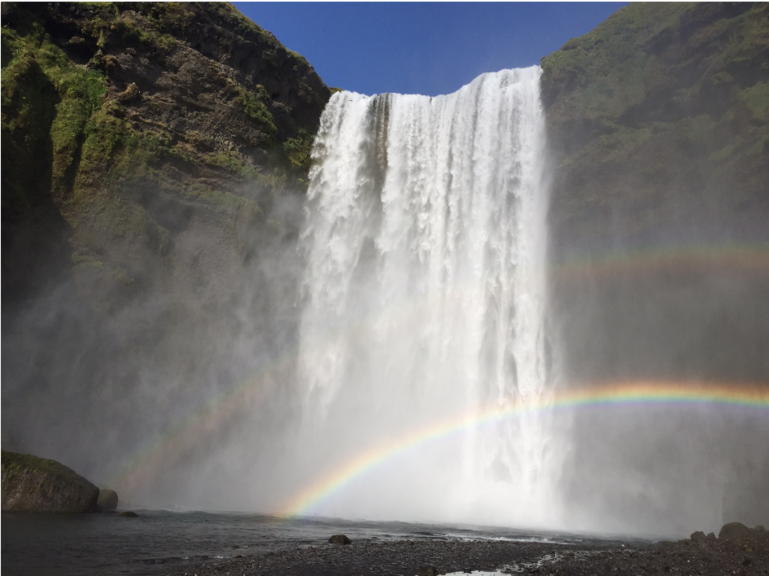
[104,242,769,507]
[278,381,769,517]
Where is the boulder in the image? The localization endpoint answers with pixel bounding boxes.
[719,522,752,541]
[328,534,351,545]
[96,489,118,512]
[1,450,99,513]
[120,510,139,517]
[690,531,706,543]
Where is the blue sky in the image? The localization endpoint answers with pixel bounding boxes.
[233,2,628,96]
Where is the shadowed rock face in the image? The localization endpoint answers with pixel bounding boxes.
[541,3,769,533]
[1,450,99,513]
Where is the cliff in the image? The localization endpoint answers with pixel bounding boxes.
[2,2,329,307]
[540,3,769,532]
[542,2,768,254]
[1,2,329,484]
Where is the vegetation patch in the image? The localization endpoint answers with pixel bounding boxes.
[67,0,114,6]
[739,82,769,120]
[233,83,277,137]
[282,128,315,173]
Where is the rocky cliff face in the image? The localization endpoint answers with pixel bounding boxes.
[1,2,329,489]
[541,3,769,532]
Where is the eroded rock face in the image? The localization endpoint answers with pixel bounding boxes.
[1,450,99,513]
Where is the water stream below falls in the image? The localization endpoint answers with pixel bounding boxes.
[292,67,558,527]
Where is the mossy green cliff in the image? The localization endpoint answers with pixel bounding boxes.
[541,2,768,253]
[2,2,329,307]
[540,3,769,529]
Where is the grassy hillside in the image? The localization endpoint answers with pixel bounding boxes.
[542,2,768,253]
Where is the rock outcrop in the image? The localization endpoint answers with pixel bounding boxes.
[1,450,99,512]
[717,521,767,542]
[96,488,118,512]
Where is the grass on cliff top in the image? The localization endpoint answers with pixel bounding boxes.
[1,450,85,481]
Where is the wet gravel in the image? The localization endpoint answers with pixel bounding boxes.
[166,533,769,576]
[170,539,577,576]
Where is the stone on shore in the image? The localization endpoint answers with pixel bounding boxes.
[690,531,706,543]
[329,534,351,544]
[96,489,118,512]
[1,450,99,513]
[719,521,752,541]
[120,510,139,517]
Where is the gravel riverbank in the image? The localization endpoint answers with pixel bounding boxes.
[169,524,769,576]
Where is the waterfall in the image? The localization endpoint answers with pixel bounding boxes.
[295,67,555,527]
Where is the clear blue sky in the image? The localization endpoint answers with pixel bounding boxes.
[233,2,628,96]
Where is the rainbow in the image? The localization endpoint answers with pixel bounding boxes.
[550,242,769,284]
[104,241,769,498]
[278,381,769,517]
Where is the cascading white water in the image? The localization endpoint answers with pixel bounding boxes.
[295,67,556,527]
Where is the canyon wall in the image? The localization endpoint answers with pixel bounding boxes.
[541,3,769,531]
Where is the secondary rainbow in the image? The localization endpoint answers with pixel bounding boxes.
[104,242,769,497]
[279,381,769,517]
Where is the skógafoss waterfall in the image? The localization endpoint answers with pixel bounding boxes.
[294,67,557,526]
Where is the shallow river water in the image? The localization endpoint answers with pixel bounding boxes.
[1,510,622,576]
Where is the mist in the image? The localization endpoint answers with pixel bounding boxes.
[4,53,768,539]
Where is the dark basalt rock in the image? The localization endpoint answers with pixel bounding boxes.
[120,510,139,517]
[0,0,18,23]
[96,488,118,512]
[328,534,352,545]
[690,530,707,542]
[718,521,751,540]
[1,450,99,513]
[718,521,769,542]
